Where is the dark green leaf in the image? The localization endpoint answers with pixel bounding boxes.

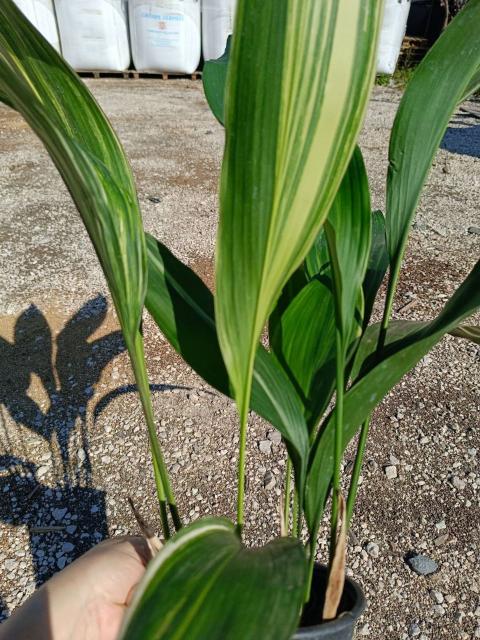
[305,258,480,533]
[202,36,231,125]
[449,325,480,345]
[386,1,480,278]
[362,211,389,328]
[270,274,336,432]
[325,146,371,343]
[305,229,330,280]
[120,518,307,640]
[145,234,230,395]
[145,234,309,489]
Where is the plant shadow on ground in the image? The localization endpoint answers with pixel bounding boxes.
[0,296,189,621]
[0,296,123,620]
[441,120,480,159]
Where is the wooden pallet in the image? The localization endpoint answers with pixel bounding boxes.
[78,70,202,80]
[398,36,430,68]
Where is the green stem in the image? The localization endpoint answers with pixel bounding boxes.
[284,456,292,534]
[346,260,400,530]
[330,329,345,563]
[292,488,300,538]
[129,331,181,535]
[378,267,400,353]
[346,416,370,525]
[151,455,170,539]
[236,406,249,536]
[304,532,318,604]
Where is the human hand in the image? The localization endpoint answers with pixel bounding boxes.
[0,536,151,640]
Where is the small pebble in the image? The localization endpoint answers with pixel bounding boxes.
[267,430,282,445]
[259,440,272,455]
[384,465,398,480]
[429,590,444,604]
[408,622,421,637]
[406,554,438,576]
[434,534,449,547]
[52,508,67,521]
[468,226,480,235]
[263,471,276,491]
[451,476,466,491]
[365,542,380,558]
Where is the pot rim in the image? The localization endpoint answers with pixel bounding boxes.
[295,571,366,635]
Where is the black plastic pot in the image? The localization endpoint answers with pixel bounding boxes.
[292,565,366,640]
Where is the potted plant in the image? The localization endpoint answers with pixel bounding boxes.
[0,0,479,638]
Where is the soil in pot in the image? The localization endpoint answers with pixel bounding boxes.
[292,565,366,640]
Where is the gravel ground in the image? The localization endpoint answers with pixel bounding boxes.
[0,80,479,639]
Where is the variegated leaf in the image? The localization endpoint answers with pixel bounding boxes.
[215,1,383,525]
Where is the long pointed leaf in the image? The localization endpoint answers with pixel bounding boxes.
[120,518,307,640]
[0,1,178,525]
[386,1,480,275]
[216,1,383,436]
[0,0,144,343]
[202,36,231,126]
[363,211,389,329]
[305,258,480,533]
[325,147,372,343]
[270,278,336,430]
[145,234,309,490]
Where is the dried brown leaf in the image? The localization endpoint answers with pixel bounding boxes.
[128,496,163,556]
[322,492,347,621]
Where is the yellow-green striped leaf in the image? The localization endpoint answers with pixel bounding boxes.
[216,0,383,475]
[0,0,144,344]
[0,1,178,527]
[120,518,307,640]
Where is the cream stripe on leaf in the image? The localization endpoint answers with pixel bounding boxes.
[215,0,383,524]
[0,0,178,529]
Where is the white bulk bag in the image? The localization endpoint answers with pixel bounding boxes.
[129,0,201,74]
[13,0,60,52]
[54,0,130,72]
[202,0,236,61]
[377,0,411,74]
